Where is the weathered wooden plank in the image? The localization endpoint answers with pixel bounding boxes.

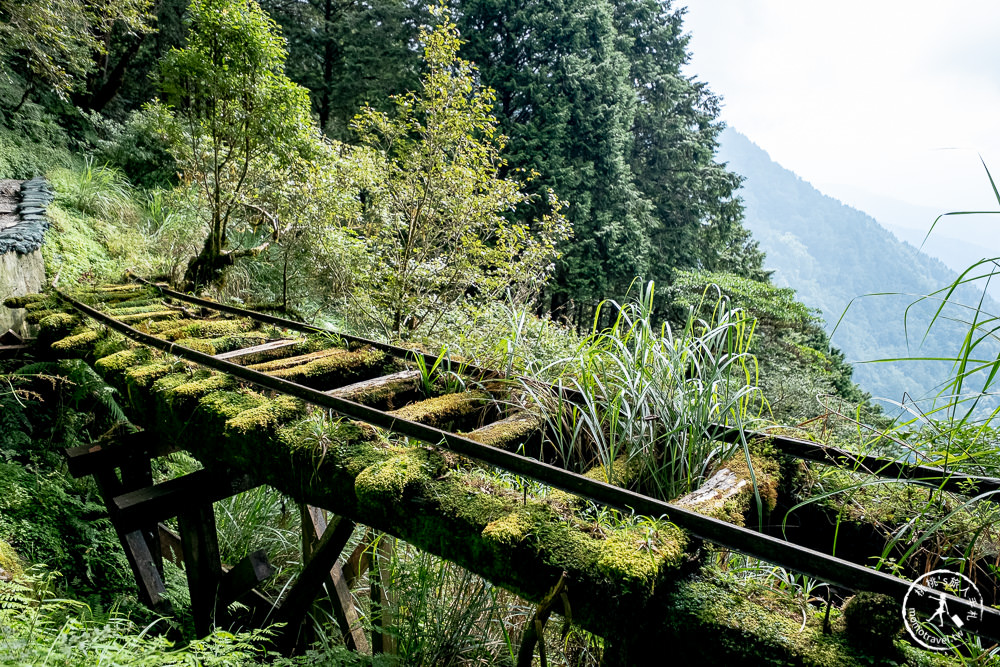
[94,469,167,609]
[158,523,275,627]
[327,369,423,409]
[342,530,373,590]
[65,431,178,478]
[277,513,356,651]
[214,338,298,362]
[301,506,369,653]
[113,469,258,531]
[178,503,223,637]
[370,536,397,655]
[218,550,275,608]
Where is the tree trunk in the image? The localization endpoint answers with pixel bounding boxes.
[84,32,147,112]
[182,225,230,291]
[319,0,335,132]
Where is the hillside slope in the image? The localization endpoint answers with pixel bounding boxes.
[717,128,998,408]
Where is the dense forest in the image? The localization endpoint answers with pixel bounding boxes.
[1,0,999,664]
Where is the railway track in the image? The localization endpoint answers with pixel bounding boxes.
[7,277,1000,659]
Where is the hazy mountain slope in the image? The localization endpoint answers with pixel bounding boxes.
[717,128,998,407]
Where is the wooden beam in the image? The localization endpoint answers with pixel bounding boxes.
[214,338,298,362]
[277,513,356,652]
[65,432,178,478]
[113,469,257,531]
[94,470,167,609]
[300,506,369,653]
[159,524,276,628]
[370,536,397,655]
[178,503,223,637]
[342,529,373,590]
[218,550,275,608]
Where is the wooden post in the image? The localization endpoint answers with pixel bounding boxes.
[370,535,397,655]
[299,505,369,653]
[93,469,167,609]
[277,508,357,653]
[119,455,163,579]
[177,503,223,637]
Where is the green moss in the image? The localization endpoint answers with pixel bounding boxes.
[355,448,434,508]
[467,412,541,449]
[173,332,272,357]
[169,374,237,402]
[124,362,176,388]
[79,288,151,304]
[197,389,270,421]
[247,346,347,372]
[95,348,152,374]
[267,347,389,389]
[389,390,488,427]
[0,540,23,581]
[176,338,216,355]
[153,318,258,340]
[226,395,305,434]
[116,310,180,324]
[843,592,903,655]
[482,512,532,546]
[105,304,169,316]
[3,294,47,309]
[25,308,61,324]
[51,328,101,350]
[596,525,685,586]
[38,312,79,332]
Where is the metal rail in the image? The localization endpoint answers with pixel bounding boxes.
[130,273,1000,500]
[54,286,1000,643]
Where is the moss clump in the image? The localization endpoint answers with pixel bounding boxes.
[843,592,902,655]
[153,318,258,341]
[105,304,169,316]
[25,308,61,324]
[169,374,237,402]
[197,389,270,421]
[174,333,272,357]
[0,540,23,582]
[389,390,489,428]
[247,346,346,372]
[52,328,101,350]
[3,294,47,309]
[597,524,685,586]
[117,310,180,325]
[95,348,153,375]
[467,412,542,450]
[78,287,151,302]
[482,512,532,546]
[125,362,176,388]
[38,312,78,332]
[355,448,433,509]
[226,395,305,434]
[267,347,389,389]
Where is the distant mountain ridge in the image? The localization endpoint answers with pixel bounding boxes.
[717,127,1000,408]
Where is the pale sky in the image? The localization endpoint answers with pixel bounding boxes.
[679,1,1000,237]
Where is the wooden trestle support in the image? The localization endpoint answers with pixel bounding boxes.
[8,278,1000,664]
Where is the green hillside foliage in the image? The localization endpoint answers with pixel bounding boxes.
[717,128,1000,412]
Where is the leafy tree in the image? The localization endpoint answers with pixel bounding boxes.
[259,0,424,140]
[347,10,569,339]
[614,0,764,281]
[456,0,647,325]
[0,0,153,111]
[158,0,317,290]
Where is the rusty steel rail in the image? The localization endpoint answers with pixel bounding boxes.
[129,272,1000,500]
[53,285,1000,644]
